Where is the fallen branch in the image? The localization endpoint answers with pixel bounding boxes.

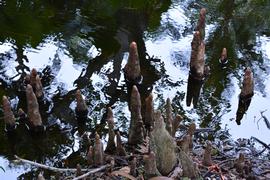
[251,137,270,150]
[14,155,88,172]
[72,165,109,180]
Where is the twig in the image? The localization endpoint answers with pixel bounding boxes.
[72,165,109,180]
[260,110,270,130]
[14,155,88,172]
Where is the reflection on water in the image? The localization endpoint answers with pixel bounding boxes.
[1,0,270,178]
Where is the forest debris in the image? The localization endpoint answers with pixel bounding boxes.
[105,107,116,154]
[165,98,173,136]
[128,85,144,145]
[145,93,155,130]
[26,84,43,128]
[143,151,161,179]
[150,111,177,175]
[202,141,213,166]
[93,133,104,166]
[116,131,127,156]
[2,96,16,130]
[14,155,89,172]
[111,166,136,180]
[123,42,141,83]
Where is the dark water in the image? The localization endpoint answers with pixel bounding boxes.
[0,0,270,178]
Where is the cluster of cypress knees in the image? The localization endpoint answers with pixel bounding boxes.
[2,8,255,179]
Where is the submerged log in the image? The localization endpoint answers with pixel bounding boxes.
[2,96,16,131]
[150,111,177,175]
[75,89,88,122]
[128,85,144,145]
[145,93,154,130]
[143,151,161,179]
[105,107,116,154]
[236,67,254,125]
[26,84,44,131]
[123,42,142,83]
[165,98,173,136]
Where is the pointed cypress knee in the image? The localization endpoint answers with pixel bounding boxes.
[202,141,212,166]
[129,156,137,177]
[75,89,88,122]
[172,114,182,137]
[2,96,16,131]
[187,123,196,149]
[145,93,154,130]
[143,151,161,179]
[87,146,94,165]
[219,48,228,65]
[93,133,104,166]
[26,84,44,132]
[150,111,177,175]
[165,98,173,136]
[128,85,144,145]
[105,107,116,154]
[123,42,142,83]
[30,68,38,90]
[18,108,27,123]
[35,75,43,98]
[116,131,127,156]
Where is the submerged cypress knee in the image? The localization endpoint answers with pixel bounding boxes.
[128,85,144,145]
[2,96,16,131]
[105,107,116,154]
[75,89,88,122]
[123,42,142,83]
[150,111,177,175]
[26,84,43,130]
